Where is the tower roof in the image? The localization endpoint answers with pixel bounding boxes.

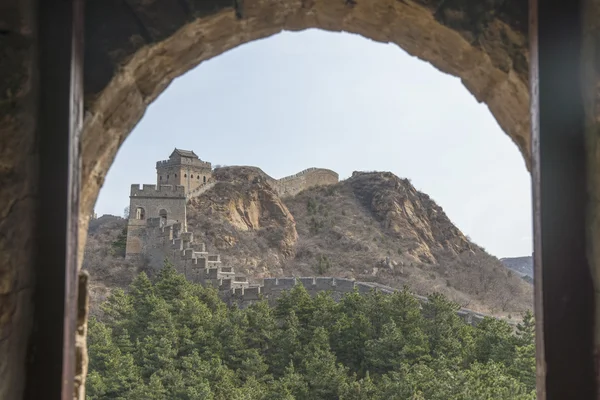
[170,148,198,159]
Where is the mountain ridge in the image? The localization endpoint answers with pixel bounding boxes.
[84,167,533,316]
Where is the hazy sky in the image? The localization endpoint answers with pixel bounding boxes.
[95,29,532,258]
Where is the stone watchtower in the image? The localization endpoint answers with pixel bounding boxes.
[125,184,187,259]
[156,148,212,195]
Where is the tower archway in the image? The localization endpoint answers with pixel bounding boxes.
[159,209,168,227]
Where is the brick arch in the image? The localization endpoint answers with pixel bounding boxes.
[79,0,529,258]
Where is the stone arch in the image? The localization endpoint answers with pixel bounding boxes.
[79,0,530,256]
[159,208,168,227]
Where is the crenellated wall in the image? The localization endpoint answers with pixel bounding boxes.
[126,214,512,327]
[224,276,506,326]
[130,184,186,198]
[123,166,501,327]
[268,168,339,198]
[126,184,187,258]
[156,158,212,194]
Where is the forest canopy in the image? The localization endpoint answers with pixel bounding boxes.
[87,262,536,400]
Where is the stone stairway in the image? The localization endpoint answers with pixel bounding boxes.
[158,219,248,291]
[186,181,216,200]
[145,217,512,327]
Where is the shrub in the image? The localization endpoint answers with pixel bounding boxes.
[110,227,128,257]
[314,254,332,274]
[307,198,318,215]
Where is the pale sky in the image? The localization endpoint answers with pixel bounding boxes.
[95,29,533,258]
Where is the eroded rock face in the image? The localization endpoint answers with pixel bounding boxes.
[349,171,475,264]
[79,0,531,264]
[188,166,298,257]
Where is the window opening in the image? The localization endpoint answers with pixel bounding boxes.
[135,207,145,220]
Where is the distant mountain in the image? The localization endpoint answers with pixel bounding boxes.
[500,256,533,280]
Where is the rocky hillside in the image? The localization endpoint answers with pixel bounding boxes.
[84,167,533,315]
[82,215,137,314]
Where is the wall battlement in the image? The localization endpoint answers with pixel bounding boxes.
[130,184,186,197]
[277,167,318,182]
[156,158,211,169]
[269,168,339,198]
[228,276,508,327]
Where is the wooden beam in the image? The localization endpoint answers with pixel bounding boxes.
[24,0,84,399]
[530,0,596,398]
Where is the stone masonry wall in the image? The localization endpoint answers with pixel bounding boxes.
[0,1,37,397]
[126,211,511,328]
[225,277,497,326]
[126,184,187,258]
[268,168,339,198]
[156,163,212,194]
[128,185,187,221]
[178,166,212,194]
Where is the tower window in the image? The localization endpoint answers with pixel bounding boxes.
[175,174,177,177]
[159,176,162,181]
[190,175,193,178]
[159,209,167,227]
[184,174,187,178]
[135,207,145,220]
[203,176,206,183]
[167,174,169,179]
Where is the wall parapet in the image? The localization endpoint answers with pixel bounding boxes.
[277,167,339,182]
[156,158,212,169]
[270,168,339,198]
[130,183,186,197]
[229,276,512,326]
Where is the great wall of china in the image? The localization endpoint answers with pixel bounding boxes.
[138,216,513,327]
[264,167,340,198]
[125,151,518,326]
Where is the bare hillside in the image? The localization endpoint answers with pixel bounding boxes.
[185,168,532,314]
[84,167,533,315]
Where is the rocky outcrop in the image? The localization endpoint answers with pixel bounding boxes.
[348,171,475,264]
[183,169,533,314]
[188,166,298,257]
[83,167,532,315]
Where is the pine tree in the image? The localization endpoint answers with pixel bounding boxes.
[87,268,537,398]
[515,310,535,347]
[299,327,350,399]
[154,259,190,304]
[472,317,516,366]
